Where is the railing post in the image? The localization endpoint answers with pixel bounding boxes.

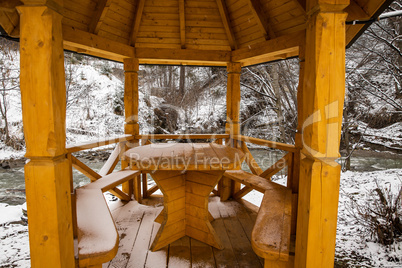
[17,1,75,266]
[220,62,242,201]
[67,153,78,239]
[122,58,140,200]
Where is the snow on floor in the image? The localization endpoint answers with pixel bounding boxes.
[0,169,401,267]
[335,169,402,267]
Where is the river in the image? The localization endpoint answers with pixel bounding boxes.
[0,149,401,206]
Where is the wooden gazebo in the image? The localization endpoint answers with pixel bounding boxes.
[0,0,392,267]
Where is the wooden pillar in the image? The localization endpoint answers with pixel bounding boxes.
[295,1,349,267]
[226,62,241,145]
[221,62,242,201]
[17,1,75,267]
[122,58,139,198]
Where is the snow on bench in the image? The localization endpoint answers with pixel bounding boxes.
[224,170,293,267]
[223,170,285,193]
[76,169,140,267]
[76,188,118,267]
[82,169,141,192]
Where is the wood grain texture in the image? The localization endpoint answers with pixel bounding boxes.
[18,5,75,267]
[295,2,348,267]
[125,143,244,171]
[149,170,224,251]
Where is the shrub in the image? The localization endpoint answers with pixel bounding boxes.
[346,180,402,245]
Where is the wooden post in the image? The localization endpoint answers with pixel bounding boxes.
[17,1,75,267]
[220,62,242,201]
[295,1,349,267]
[122,58,140,200]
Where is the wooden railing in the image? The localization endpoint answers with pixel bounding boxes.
[229,135,299,200]
[66,134,135,153]
[66,133,229,201]
[66,133,299,205]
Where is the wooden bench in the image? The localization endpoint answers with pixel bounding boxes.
[75,169,140,267]
[224,170,293,267]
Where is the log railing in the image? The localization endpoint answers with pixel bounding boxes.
[66,133,229,200]
[66,133,299,206]
[229,135,299,200]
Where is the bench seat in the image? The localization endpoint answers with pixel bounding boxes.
[76,188,118,267]
[224,170,293,267]
[82,169,141,192]
[223,170,284,193]
[76,169,141,267]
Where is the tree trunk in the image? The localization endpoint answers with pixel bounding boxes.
[272,63,285,141]
[179,65,185,104]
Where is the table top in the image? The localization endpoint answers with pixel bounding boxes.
[124,143,245,171]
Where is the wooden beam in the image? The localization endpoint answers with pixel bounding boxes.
[241,141,263,176]
[88,0,111,34]
[295,0,348,266]
[345,0,371,44]
[231,30,304,66]
[135,47,231,65]
[130,0,145,46]
[346,0,370,19]
[215,0,237,50]
[179,0,185,48]
[62,25,135,62]
[17,3,75,267]
[135,134,230,140]
[66,134,134,153]
[123,58,140,195]
[233,135,297,153]
[294,0,306,11]
[260,153,291,179]
[71,155,102,182]
[233,186,253,199]
[0,10,17,36]
[0,0,22,12]
[246,0,276,40]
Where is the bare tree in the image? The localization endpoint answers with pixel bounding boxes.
[0,38,20,146]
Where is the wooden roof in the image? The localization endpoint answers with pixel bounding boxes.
[0,0,391,66]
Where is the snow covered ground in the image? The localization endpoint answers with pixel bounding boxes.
[1,169,400,267]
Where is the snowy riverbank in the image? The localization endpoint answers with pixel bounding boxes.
[1,168,401,267]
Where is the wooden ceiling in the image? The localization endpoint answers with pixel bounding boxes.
[0,0,391,66]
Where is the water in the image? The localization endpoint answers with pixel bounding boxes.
[0,149,401,206]
[0,157,113,206]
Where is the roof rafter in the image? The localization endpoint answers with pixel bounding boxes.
[215,0,237,50]
[63,25,135,62]
[346,0,371,19]
[130,0,145,46]
[0,0,22,12]
[246,0,276,40]
[294,0,306,11]
[88,0,112,34]
[345,0,372,44]
[179,0,185,48]
[135,47,230,66]
[232,30,304,66]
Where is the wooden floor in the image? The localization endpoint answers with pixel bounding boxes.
[104,196,264,268]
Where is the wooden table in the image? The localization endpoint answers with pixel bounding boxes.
[124,143,245,251]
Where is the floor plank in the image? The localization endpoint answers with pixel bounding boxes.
[126,208,160,268]
[225,200,265,266]
[209,197,239,268]
[108,202,144,268]
[168,236,191,267]
[106,197,261,268]
[191,238,215,268]
[216,200,263,268]
[144,218,168,268]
